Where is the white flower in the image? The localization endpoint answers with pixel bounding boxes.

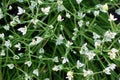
[86,51,96,60]
[79,43,88,54]
[115,8,120,15]
[10,21,17,27]
[83,69,93,77]
[118,39,120,44]
[103,63,116,75]
[79,43,96,60]
[61,57,69,64]
[76,0,82,4]
[66,71,73,80]
[108,52,116,59]
[93,10,99,16]
[31,18,39,25]
[24,61,32,67]
[7,64,14,69]
[72,28,78,38]
[57,0,63,6]
[101,3,108,12]
[0,50,5,56]
[52,65,59,71]
[18,26,27,35]
[103,3,108,10]
[73,32,77,37]
[94,40,102,48]
[49,25,54,29]
[72,36,76,41]
[57,5,65,12]
[103,4,108,11]
[9,35,14,39]
[57,65,63,70]
[52,65,62,71]
[10,16,21,27]
[76,60,84,69]
[39,48,45,54]
[56,34,64,45]
[3,24,10,31]
[108,13,117,21]
[0,8,3,19]
[57,14,64,22]
[0,33,4,39]
[57,0,64,12]
[78,20,83,27]
[8,5,12,10]
[118,78,120,80]
[38,55,43,59]
[18,53,24,57]
[74,28,78,32]
[4,40,12,47]
[66,13,71,18]
[14,16,21,23]
[86,21,90,26]
[35,36,43,44]
[93,32,100,40]
[25,74,31,80]
[104,30,117,42]
[108,63,116,70]
[13,55,20,60]
[33,69,39,76]
[30,37,43,46]
[111,48,118,53]
[29,39,36,46]
[30,1,37,9]
[52,56,59,63]
[66,41,73,48]
[41,6,50,15]
[15,43,21,50]
[103,67,111,75]
[81,43,88,51]
[17,7,25,15]
[78,12,86,19]
[108,48,118,59]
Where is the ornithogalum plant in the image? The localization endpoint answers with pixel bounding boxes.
[0,0,120,80]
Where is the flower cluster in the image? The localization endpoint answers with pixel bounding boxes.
[0,0,120,80]
[79,43,96,60]
[103,63,116,75]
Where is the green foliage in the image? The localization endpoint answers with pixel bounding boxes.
[0,0,120,80]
